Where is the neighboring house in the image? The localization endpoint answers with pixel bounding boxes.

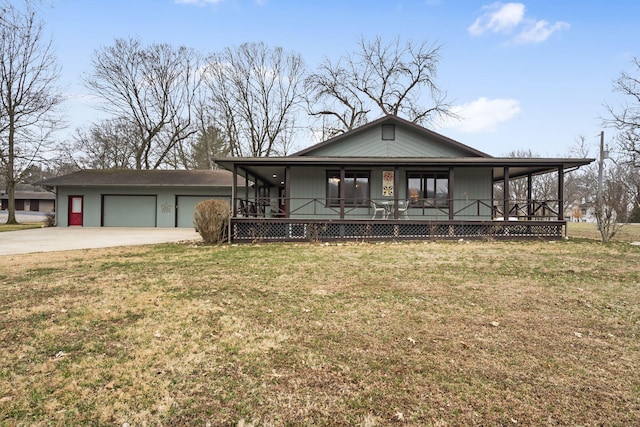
[38,169,241,228]
[567,200,596,223]
[0,191,55,213]
[215,115,594,241]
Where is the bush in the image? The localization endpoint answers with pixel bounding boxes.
[194,199,230,244]
[629,205,640,223]
[44,212,56,227]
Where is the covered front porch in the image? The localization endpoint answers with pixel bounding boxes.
[215,157,592,242]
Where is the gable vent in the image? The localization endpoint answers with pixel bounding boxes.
[381,124,395,141]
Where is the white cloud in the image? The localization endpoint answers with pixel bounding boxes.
[514,20,570,44]
[437,97,521,133]
[469,2,569,44]
[468,2,525,36]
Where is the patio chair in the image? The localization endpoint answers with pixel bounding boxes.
[371,200,387,219]
[397,200,410,219]
[237,199,248,217]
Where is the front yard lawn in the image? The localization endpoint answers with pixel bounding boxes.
[1,239,639,425]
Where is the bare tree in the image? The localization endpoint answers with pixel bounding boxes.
[564,136,598,219]
[563,134,637,239]
[610,159,640,217]
[0,5,62,224]
[602,55,640,237]
[625,165,640,210]
[305,35,455,137]
[601,56,640,212]
[304,57,370,138]
[84,37,201,169]
[595,164,630,242]
[46,146,80,176]
[72,117,140,169]
[605,57,640,164]
[204,42,305,157]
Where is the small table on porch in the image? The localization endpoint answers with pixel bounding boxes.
[381,200,410,219]
[381,201,394,219]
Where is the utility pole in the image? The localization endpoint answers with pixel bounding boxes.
[597,131,607,205]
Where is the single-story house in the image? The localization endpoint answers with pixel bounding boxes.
[38,169,240,227]
[1,191,56,213]
[38,115,594,240]
[214,115,594,241]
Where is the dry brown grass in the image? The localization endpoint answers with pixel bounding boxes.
[0,222,44,232]
[1,239,639,426]
[567,221,640,242]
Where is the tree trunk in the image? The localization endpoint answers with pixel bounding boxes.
[5,180,17,224]
[5,116,18,225]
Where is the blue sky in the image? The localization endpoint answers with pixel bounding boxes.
[42,0,639,157]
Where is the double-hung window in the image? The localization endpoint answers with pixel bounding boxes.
[407,172,449,208]
[326,171,370,206]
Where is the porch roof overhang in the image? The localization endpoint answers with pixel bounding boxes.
[214,156,595,187]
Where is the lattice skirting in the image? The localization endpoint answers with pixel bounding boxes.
[231,220,564,242]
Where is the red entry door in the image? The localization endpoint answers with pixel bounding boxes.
[68,196,83,226]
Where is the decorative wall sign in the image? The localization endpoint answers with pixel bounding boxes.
[382,170,394,196]
[161,202,173,214]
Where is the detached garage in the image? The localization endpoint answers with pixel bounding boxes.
[39,169,242,228]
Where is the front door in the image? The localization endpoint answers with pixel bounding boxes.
[68,196,83,226]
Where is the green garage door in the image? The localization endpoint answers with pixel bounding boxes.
[176,196,229,228]
[103,195,157,227]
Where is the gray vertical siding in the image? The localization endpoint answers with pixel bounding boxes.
[288,166,493,220]
[305,126,474,158]
[53,186,232,227]
[452,168,493,220]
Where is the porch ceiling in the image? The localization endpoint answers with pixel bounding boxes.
[214,156,595,187]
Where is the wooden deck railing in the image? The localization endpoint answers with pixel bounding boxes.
[233,197,564,222]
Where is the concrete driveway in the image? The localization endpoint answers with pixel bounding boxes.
[0,227,201,256]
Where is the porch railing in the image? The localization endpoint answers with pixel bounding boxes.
[234,197,564,221]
